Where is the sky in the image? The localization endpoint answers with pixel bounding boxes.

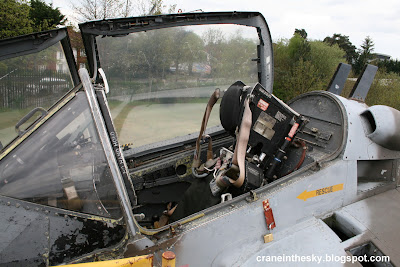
[48,0,400,60]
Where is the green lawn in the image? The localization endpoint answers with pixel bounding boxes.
[1,98,221,149]
[0,108,37,146]
[112,101,220,147]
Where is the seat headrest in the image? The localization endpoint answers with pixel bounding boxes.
[219,81,247,136]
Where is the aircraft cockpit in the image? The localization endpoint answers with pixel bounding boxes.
[1,11,384,266]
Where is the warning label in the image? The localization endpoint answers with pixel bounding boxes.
[257,99,269,111]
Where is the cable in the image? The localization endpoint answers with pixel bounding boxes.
[283,139,307,176]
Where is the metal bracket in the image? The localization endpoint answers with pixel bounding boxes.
[221,193,232,203]
[246,190,259,202]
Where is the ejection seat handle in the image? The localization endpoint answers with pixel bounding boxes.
[193,88,220,167]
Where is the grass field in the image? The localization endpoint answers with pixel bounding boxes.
[0,98,221,149]
[111,101,221,147]
[0,108,37,146]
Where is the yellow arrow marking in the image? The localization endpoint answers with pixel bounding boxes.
[297,183,344,201]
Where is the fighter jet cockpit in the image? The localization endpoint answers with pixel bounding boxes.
[75,12,346,229]
[156,81,309,224]
[0,12,348,234]
[3,11,387,266]
[125,75,345,228]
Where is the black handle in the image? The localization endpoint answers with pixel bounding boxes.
[15,107,48,136]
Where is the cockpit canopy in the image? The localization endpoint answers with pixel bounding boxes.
[79,11,273,148]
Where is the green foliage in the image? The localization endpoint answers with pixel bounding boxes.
[366,70,400,110]
[294,28,307,39]
[309,41,345,80]
[275,31,400,111]
[29,0,66,31]
[287,58,320,98]
[360,36,375,55]
[0,0,65,39]
[273,39,291,100]
[287,33,311,62]
[213,31,257,80]
[353,36,375,75]
[324,34,379,76]
[0,0,33,39]
[378,59,400,75]
[0,62,7,74]
[324,34,357,64]
[273,35,345,101]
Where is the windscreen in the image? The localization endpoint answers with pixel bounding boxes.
[0,92,122,218]
[0,41,74,148]
[96,24,259,147]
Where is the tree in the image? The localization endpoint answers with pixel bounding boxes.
[71,0,125,21]
[29,0,66,31]
[323,33,357,64]
[353,36,375,75]
[294,28,307,39]
[360,36,375,55]
[309,41,345,80]
[287,33,311,62]
[71,0,175,21]
[132,0,176,16]
[137,0,164,15]
[378,59,400,75]
[1,0,67,39]
[273,34,345,101]
[0,0,33,39]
